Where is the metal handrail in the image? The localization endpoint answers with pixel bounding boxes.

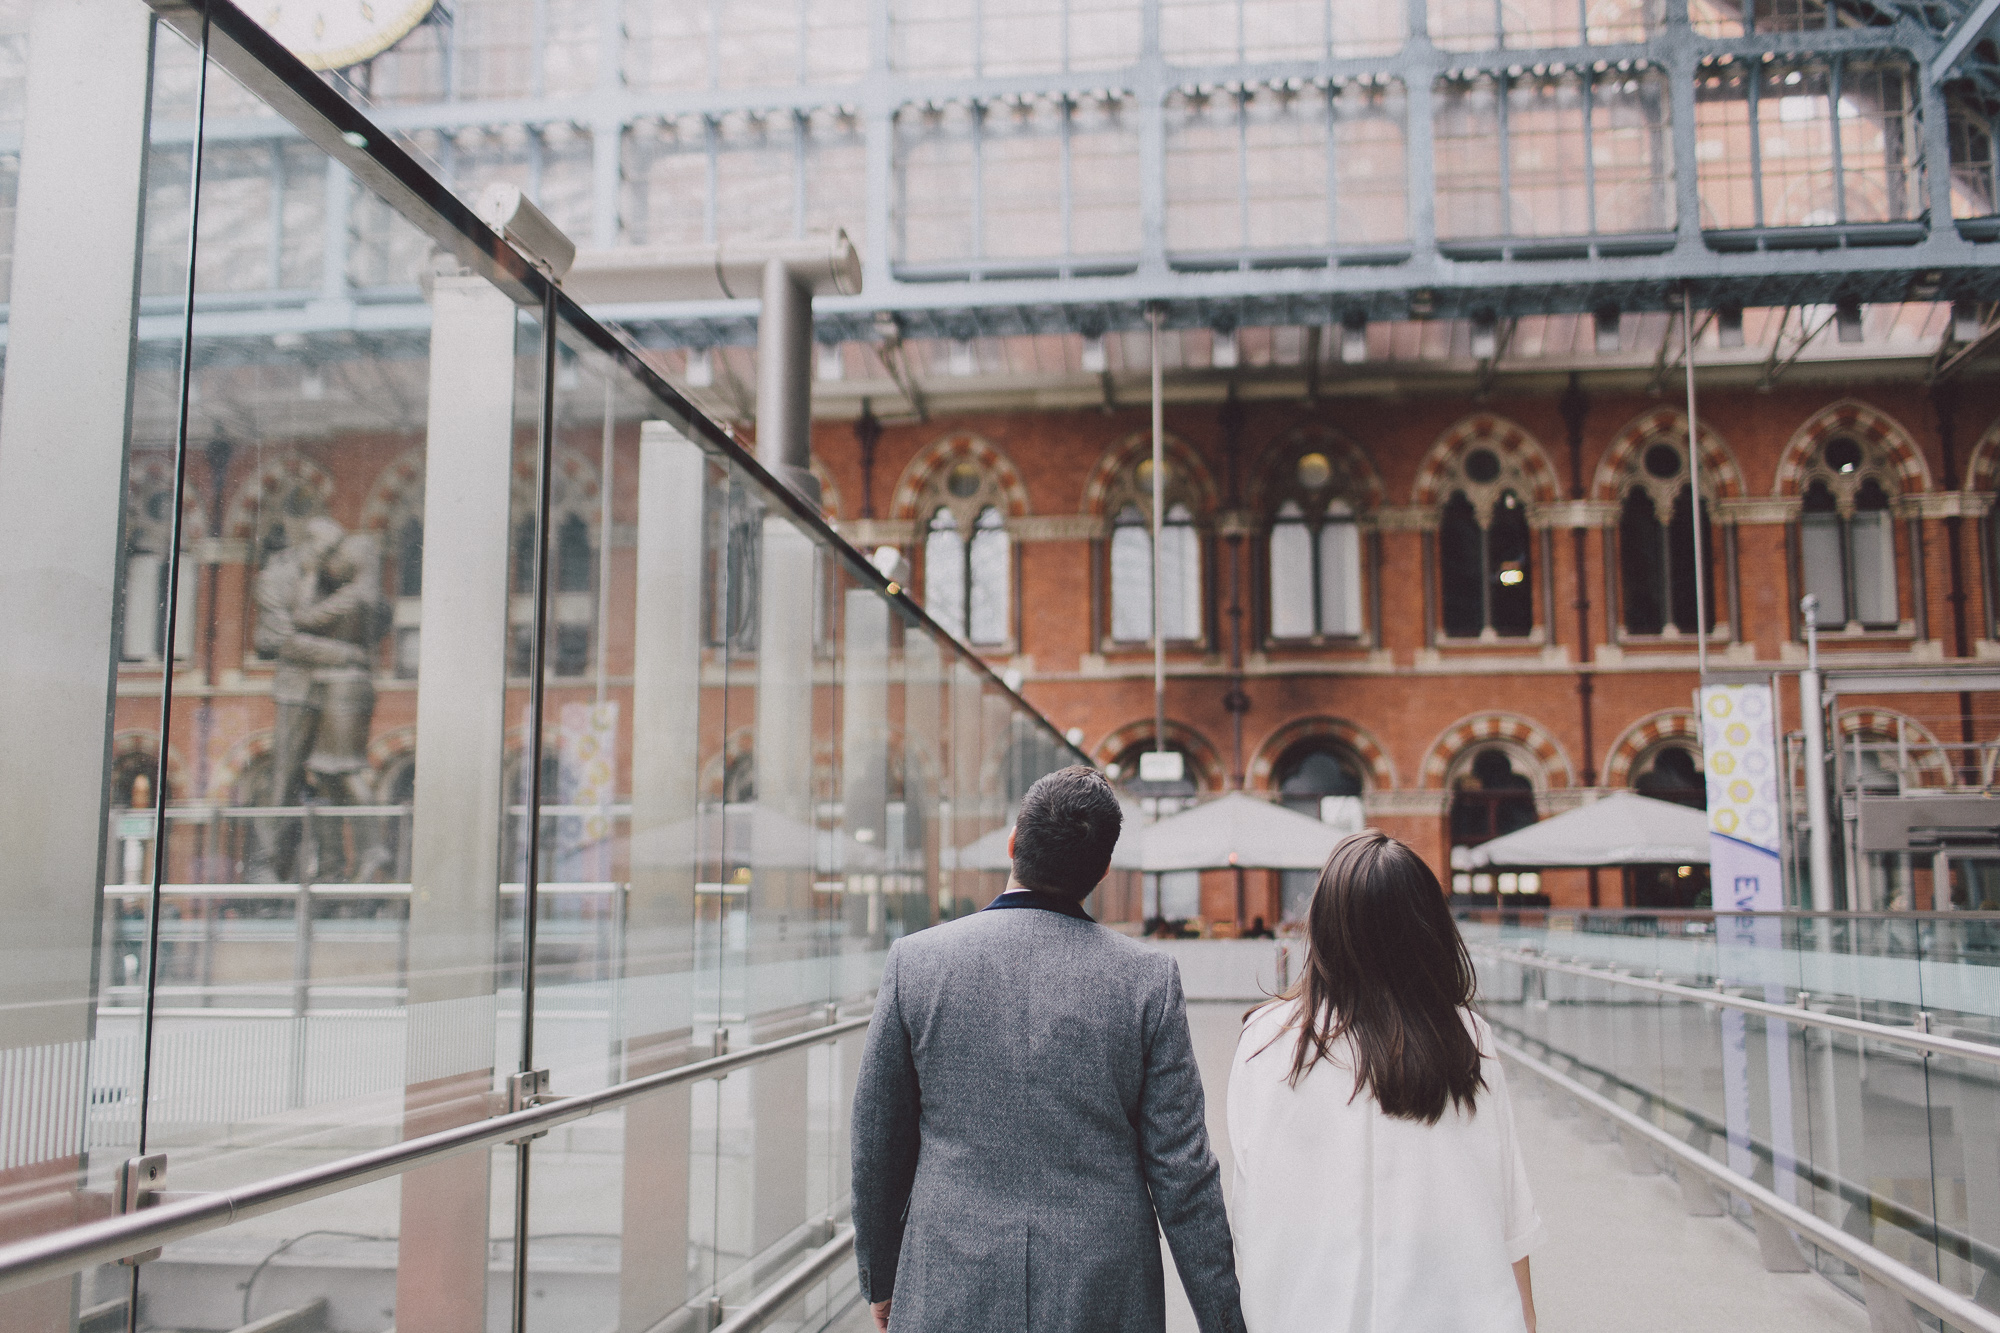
[712,1226,859,1333]
[1496,1037,2000,1333]
[1468,944,2000,1068]
[0,1013,871,1296]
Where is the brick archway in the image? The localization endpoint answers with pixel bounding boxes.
[1835,709,1954,787]
[1410,414,1561,508]
[889,432,1031,522]
[1248,716,1397,791]
[359,446,426,532]
[1090,719,1225,791]
[208,731,276,803]
[222,454,335,540]
[1080,432,1218,518]
[1773,400,1932,497]
[1963,412,2000,494]
[1420,712,1573,790]
[1590,409,1745,503]
[110,729,192,805]
[1603,709,1700,788]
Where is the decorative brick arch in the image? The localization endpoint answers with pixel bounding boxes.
[1963,412,2000,494]
[125,454,210,536]
[1090,719,1225,791]
[1410,415,1561,508]
[358,446,427,532]
[1773,400,1932,497]
[366,726,418,800]
[1420,712,1573,790]
[1834,709,1954,787]
[1603,709,1700,788]
[208,731,276,803]
[1590,409,1745,503]
[110,729,192,805]
[889,433,1031,522]
[810,457,843,520]
[1246,424,1385,515]
[1248,716,1397,791]
[509,445,601,514]
[1080,432,1219,518]
[222,454,335,540]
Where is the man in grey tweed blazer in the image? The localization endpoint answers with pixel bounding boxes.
[851,766,1244,1333]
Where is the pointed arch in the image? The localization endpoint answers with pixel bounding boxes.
[1081,432,1218,518]
[889,433,1031,522]
[208,730,277,803]
[359,446,428,533]
[125,453,211,539]
[222,453,335,540]
[1420,711,1573,790]
[1089,719,1225,791]
[1246,424,1385,515]
[1773,400,1932,497]
[1411,415,1561,509]
[1248,716,1397,791]
[1834,709,1954,788]
[1591,408,1745,503]
[1603,709,1700,788]
[109,729,193,807]
[1963,412,2000,494]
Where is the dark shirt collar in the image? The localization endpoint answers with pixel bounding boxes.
[984,887,1094,922]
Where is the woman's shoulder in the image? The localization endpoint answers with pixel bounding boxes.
[1233,997,1298,1059]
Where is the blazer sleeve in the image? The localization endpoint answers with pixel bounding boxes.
[850,942,921,1304]
[1137,957,1245,1333]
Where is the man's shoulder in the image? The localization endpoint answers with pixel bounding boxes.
[892,911,1171,979]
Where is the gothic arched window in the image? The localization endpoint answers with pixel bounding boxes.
[1110,502,1203,643]
[1439,480,1533,638]
[1797,434,1899,630]
[122,484,195,663]
[1448,747,1538,847]
[1273,740,1366,922]
[923,504,1011,646]
[1267,444,1367,641]
[1616,440,1714,636]
[912,452,1016,649]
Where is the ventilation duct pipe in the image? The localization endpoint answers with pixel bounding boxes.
[567,232,863,505]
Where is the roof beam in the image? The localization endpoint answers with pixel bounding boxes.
[1929,0,2000,85]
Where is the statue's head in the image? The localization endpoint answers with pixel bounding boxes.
[301,515,345,561]
[322,532,380,588]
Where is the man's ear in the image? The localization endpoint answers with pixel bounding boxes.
[1006,826,1016,859]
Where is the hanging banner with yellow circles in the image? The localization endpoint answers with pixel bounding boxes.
[1700,683,1783,912]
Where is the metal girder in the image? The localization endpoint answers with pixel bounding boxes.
[1929,0,2000,85]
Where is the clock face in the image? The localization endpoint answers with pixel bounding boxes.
[259,0,436,70]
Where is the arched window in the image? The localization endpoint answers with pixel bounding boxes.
[1267,444,1369,641]
[1110,502,1203,643]
[1440,483,1533,638]
[911,453,1016,648]
[1273,741,1365,922]
[1797,434,1900,629]
[1616,439,1714,636]
[1448,748,1537,847]
[122,485,196,663]
[923,504,1010,646]
[1632,744,1705,809]
[507,505,598,677]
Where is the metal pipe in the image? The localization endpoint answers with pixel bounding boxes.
[0,1016,870,1295]
[758,255,819,504]
[710,1226,858,1333]
[1801,595,1836,910]
[1683,286,1708,677]
[1497,1037,2000,1333]
[1150,306,1165,758]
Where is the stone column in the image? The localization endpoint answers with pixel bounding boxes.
[395,276,521,1333]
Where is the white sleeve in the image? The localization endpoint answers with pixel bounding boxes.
[1490,1053,1546,1262]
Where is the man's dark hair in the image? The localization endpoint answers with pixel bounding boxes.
[1011,765,1123,900]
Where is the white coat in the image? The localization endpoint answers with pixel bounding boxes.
[1227,1001,1543,1333]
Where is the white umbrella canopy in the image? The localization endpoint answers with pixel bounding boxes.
[1465,791,1709,869]
[1138,792,1347,872]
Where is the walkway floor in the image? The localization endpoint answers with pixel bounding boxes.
[1160,1001,1868,1333]
[830,1000,1869,1333]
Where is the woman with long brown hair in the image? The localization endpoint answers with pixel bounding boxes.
[1227,831,1542,1331]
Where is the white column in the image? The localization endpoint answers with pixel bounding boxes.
[0,2,153,1323]
[616,418,708,1329]
[397,276,521,1333]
